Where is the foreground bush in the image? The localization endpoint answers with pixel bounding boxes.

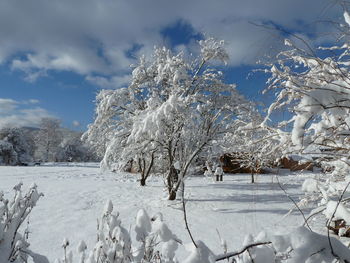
[59,202,350,263]
[2,183,350,263]
[0,183,47,263]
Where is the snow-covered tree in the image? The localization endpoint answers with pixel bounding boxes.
[84,79,164,186]
[226,124,281,183]
[0,127,35,165]
[58,132,97,162]
[86,38,251,199]
[262,10,350,224]
[0,140,17,165]
[35,118,63,162]
[82,89,124,160]
[269,29,350,147]
[262,12,350,169]
[218,104,281,183]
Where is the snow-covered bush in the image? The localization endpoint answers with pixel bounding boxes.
[86,200,133,263]
[214,226,350,263]
[58,201,185,263]
[54,198,350,263]
[269,226,350,263]
[0,183,46,263]
[1,184,349,263]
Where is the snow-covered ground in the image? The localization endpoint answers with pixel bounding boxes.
[0,163,314,261]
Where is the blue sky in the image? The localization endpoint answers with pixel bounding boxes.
[0,0,344,130]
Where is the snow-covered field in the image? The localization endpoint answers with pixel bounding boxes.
[0,163,313,261]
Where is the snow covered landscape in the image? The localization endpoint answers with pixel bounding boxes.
[4,1,350,262]
[0,164,321,262]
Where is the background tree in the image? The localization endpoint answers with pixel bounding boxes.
[0,140,17,165]
[227,124,280,183]
[0,127,35,165]
[57,131,96,162]
[82,89,123,160]
[35,118,63,162]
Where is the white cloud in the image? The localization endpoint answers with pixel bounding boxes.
[72,120,80,127]
[0,98,54,129]
[0,0,342,84]
[21,99,40,105]
[0,98,18,114]
[28,99,40,104]
[86,74,131,89]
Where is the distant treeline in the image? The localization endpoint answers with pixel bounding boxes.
[0,118,99,165]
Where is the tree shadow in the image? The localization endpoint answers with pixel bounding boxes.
[215,208,291,215]
[188,192,297,204]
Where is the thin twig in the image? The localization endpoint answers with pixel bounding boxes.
[303,206,326,227]
[181,181,198,248]
[327,180,350,259]
[247,248,255,263]
[275,176,313,231]
[216,229,228,262]
[309,247,326,258]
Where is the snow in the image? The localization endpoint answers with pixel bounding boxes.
[325,200,350,223]
[183,241,215,263]
[302,178,319,193]
[285,227,350,263]
[344,11,350,27]
[135,209,151,241]
[0,164,320,261]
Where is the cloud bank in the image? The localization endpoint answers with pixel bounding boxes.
[0,0,342,86]
[0,98,54,129]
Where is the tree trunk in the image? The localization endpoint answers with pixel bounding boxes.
[167,166,179,200]
[251,172,255,183]
[168,189,177,200]
[167,166,178,188]
[139,151,155,187]
[140,177,146,186]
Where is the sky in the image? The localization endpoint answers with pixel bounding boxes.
[0,0,345,130]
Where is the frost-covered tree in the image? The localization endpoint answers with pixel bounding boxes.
[35,118,63,162]
[220,106,281,183]
[262,10,350,217]
[265,16,350,161]
[58,132,97,162]
[226,124,281,183]
[82,89,123,160]
[0,140,17,165]
[86,38,251,199]
[83,86,159,185]
[0,128,35,165]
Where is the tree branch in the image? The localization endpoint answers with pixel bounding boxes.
[215,242,272,261]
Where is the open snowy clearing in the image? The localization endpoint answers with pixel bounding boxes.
[0,163,316,261]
